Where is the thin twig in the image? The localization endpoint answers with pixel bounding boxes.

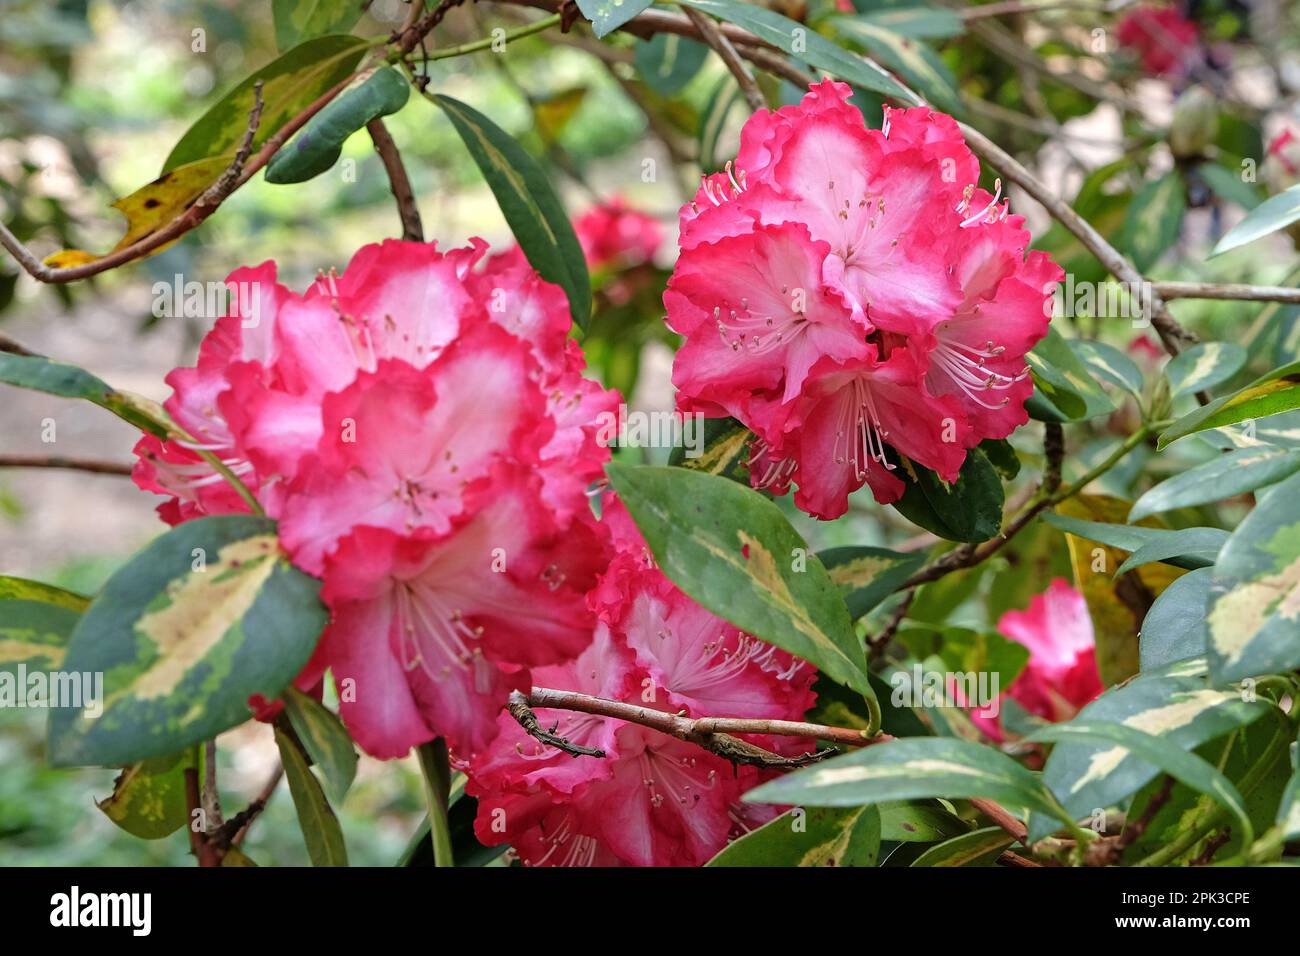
[0,71,363,283]
[508,689,606,757]
[522,686,1034,845]
[867,591,914,660]
[0,332,38,356]
[0,455,133,476]
[1153,281,1300,305]
[971,798,1030,844]
[183,767,222,867]
[202,740,224,830]
[196,81,264,210]
[957,121,1196,357]
[958,0,1134,19]
[1189,828,1232,866]
[367,118,424,241]
[225,764,285,848]
[997,849,1045,867]
[525,686,857,768]
[682,5,766,113]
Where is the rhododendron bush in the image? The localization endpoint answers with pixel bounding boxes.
[3,0,1300,877]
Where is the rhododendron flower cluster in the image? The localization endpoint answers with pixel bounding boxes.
[972,579,1103,740]
[464,501,817,866]
[133,239,620,757]
[1116,5,1201,79]
[664,80,1062,520]
[575,198,665,272]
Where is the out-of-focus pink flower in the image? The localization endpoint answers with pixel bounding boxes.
[973,579,1103,740]
[1116,6,1200,79]
[665,80,1060,520]
[1264,129,1300,194]
[575,198,665,271]
[135,239,619,759]
[465,500,816,866]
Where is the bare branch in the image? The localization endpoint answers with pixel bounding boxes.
[367,118,425,242]
[682,5,766,113]
[1153,281,1300,305]
[507,689,606,757]
[0,332,39,357]
[526,686,860,768]
[0,454,133,476]
[1,71,362,284]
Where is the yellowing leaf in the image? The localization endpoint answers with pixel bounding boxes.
[1057,495,1184,686]
[43,157,230,268]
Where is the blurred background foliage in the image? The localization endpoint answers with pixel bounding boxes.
[2,0,1299,863]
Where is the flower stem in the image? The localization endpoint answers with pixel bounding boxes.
[417,739,455,868]
[392,13,561,65]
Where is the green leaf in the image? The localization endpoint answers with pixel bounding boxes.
[0,575,90,611]
[706,805,881,866]
[909,826,1013,867]
[819,545,925,619]
[1207,469,1300,683]
[677,0,914,103]
[0,352,169,437]
[434,94,592,332]
[282,687,357,806]
[265,68,409,184]
[1118,172,1186,271]
[850,7,963,39]
[1031,721,1253,849]
[1198,162,1262,210]
[96,747,200,840]
[634,33,710,96]
[1139,567,1210,672]
[1278,727,1300,840]
[1130,446,1300,522]
[668,417,751,480]
[274,725,349,866]
[1158,360,1300,450]
[1042,512,1226,570]
[605,463,874,701]
[0,599,80,672]
[575,0,655,38]
[1165,341,1248,397]
[272,0,364,51]
[979,437,1021,481]
[1071,340,1144,396]
[746,736,1065,822]
[47,515,328,767]
[891,448,1004,543]
[1028,670,1270,841]
[1210,183,1300,257]
[1025,326,1116,422]
[879,799,970,842]
[831,17,960,114]
[165,34,369,171]
[1113,527,1234,577]
[935,627,1030,692]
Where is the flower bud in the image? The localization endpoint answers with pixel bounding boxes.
[1169,86,1219,159]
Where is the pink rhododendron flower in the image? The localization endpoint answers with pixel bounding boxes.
[465,500,816,866]
[665,80,1061,520]
[134,239,619,758]
[1264,129,1300,194]
[575,198,665,271]
[972,579,1104,740]
[1116,6,1200,78]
